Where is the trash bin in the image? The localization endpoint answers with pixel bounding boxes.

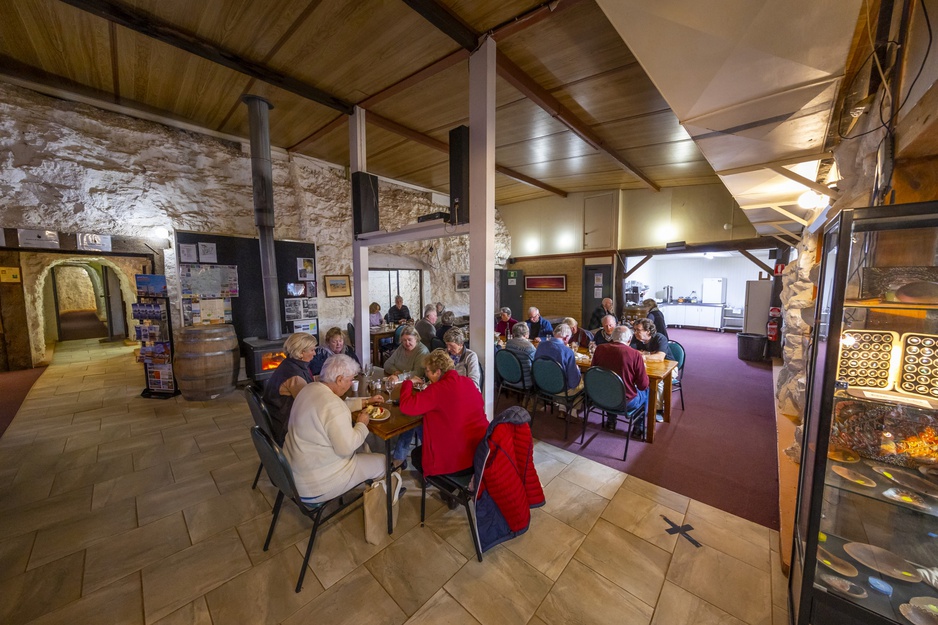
[737,333,767,361]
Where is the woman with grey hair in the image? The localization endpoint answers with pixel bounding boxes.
[384,325,429,383]
[443,327,480,389]
[437,310,456,338]
[262,332,317,443]
[506,321,536,387]
[282,354,386,503]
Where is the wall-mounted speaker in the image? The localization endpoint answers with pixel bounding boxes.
[449,125,469,225]
[351,171,379,235]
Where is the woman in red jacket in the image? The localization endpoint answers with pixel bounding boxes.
[399,349,489,482]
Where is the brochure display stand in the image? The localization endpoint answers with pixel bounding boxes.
[134,274,180,399]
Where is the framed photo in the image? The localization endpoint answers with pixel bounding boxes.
[525,275,566,291]
[285,282,306,297]
[324,275,352,297]
[455,272,470,292]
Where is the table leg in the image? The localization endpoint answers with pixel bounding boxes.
[384,444,394,534]
[371,336,382,367]
[663,375,673,423]
[646,378,659,444]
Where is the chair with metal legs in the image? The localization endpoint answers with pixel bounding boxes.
[531,357,585,440]
[244,386,276,489]
[582,366,646,461]
[667,340,686,410]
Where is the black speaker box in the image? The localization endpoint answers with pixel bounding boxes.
[449,125,469,225]
[351,171,379,235]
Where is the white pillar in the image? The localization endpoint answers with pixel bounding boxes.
[468,37,497,418]
[349,106,370,366]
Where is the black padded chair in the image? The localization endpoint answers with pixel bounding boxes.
[430,337,446,351]
[250,426,367,592]
[494,349,532,411]
[531,357,585,440]
[668,340,686,410]
[420,471,483,562]
[582,367,646,461]
[245,386,277,489]
[346,322,355,349]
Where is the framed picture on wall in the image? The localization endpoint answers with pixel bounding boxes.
[455,272,470,292]
[324,275,352,297]
[525,275,566,291]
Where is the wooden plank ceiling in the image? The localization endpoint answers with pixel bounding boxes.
[0,0,722,205]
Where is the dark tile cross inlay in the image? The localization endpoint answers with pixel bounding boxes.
[661,515,701,548]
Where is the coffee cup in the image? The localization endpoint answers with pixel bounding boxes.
[351,380,359,392]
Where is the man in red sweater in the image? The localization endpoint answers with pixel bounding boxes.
[590,325,649,433]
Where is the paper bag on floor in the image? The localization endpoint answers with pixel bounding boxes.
[363,471,403,545]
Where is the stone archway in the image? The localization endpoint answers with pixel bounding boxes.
[20,252,148,365]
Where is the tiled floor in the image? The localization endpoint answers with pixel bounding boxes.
[0,339,790,625]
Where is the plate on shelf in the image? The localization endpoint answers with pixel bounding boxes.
[819,573,868,599]
[843,543,923,582]
[900,603,938,625]
[832,465,877,487]
[828,447,861,463]
[872,466,938,498]
[882,487,931,511]
[818,546,859,577]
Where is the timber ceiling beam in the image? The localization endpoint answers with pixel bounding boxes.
[400,0,660,192]
[58,0,354,115]
[740,249,775,274]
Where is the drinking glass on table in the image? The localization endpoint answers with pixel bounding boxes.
[588,341,596,357]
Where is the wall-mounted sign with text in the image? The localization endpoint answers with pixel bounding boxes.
[77,233,112,252]
[0,267,22,283]
[17,229,60,249]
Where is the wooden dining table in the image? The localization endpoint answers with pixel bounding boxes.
[575,349,678,444]
[368,327,396,366]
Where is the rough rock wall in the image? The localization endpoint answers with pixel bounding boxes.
[0,82,511,364]
[53,266,98,312]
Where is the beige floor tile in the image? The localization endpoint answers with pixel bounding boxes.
[505,508,585,580]
[142,527,252,624]
[230,438,258,462]
[0,474,56,510]
[539,476,609,534]
[0,532,36,582]
[212,412,251,431]
[0,485,93,538]
[366,526,467,616]
[50,454,135,496]
[137,474,220,526]
[537,558,654,625]
[26,572,143,625]
[0,550,84,624]
[131,415,188,438]
[650,581,748,625]
[667,536,772,625]
[63,423,132,451]
[533,440,578,464]
[770,550,789,610]
[620,476,690,514]
[98,432,165,462]
[237,502,312,566]
[194,427,248,452]
[773,605,788,625]
[685,500,771,551]
[306,501,394,589]
[423,501,483,561]
[133,437,200,471]
[558,455,627,499]
[29,498,138,569]
[532,455,567,488]
[282,565,407,625]
[528,617,548,625]
[25,419,101,442]
[92,462,174,510]
[183,487,271,543]
[12,445,99,485]
[574,518,671,607]
[161,419,222,444]
[211,457,261,494]
[152,596,213,625]
[770,529,781,553]
[84,512,191,594]
[204,547,323,625]
[602,486,685,553]
[170,446,240,482]
[445,547,553,625]
[681,508,771,572]
[404,589,481,625]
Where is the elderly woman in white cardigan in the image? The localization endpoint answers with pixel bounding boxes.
[282,354,385,503]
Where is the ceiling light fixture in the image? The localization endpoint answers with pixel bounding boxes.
[797,191,829,210]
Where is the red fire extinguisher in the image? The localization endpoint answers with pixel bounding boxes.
[767,318,779,342]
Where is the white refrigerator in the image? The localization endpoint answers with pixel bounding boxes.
[744,280,773,334]
[702,278,726,304]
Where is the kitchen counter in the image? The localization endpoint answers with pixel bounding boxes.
[660,302,725,307]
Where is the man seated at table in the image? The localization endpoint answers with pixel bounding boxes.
[593,314,617,345]
[630,318,672,361]
[309,327,360,377]
[415,304,437,348]
[283,354,386,503]
[563,317,593,348]
[591,325,649,433]
[588,297,615,332]
[384,325,428,383]
[384,295,412,324]
[506,322,536,388]
[399,349,489,507]
[495,307,518,336]
[526,307,554,341]
[534,323,583,392]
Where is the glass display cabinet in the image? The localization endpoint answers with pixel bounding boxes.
[791,202,938,625]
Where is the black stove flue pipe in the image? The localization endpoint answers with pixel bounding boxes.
[242,95,282,341]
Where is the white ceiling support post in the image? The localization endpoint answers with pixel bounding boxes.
[469,36,497,419]
[350,106,370,367]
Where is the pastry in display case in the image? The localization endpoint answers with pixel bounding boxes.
[791,203,938,625]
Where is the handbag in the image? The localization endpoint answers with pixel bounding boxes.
[363,471,403,545]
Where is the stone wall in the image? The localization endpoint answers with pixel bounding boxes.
[53,266,98,312]
[0,82,510,365]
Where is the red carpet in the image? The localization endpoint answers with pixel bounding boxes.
[59,310,108,340]
[0,366,47,439]
[523,328,780,529]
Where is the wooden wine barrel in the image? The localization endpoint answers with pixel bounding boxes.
[174,324,240,401]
